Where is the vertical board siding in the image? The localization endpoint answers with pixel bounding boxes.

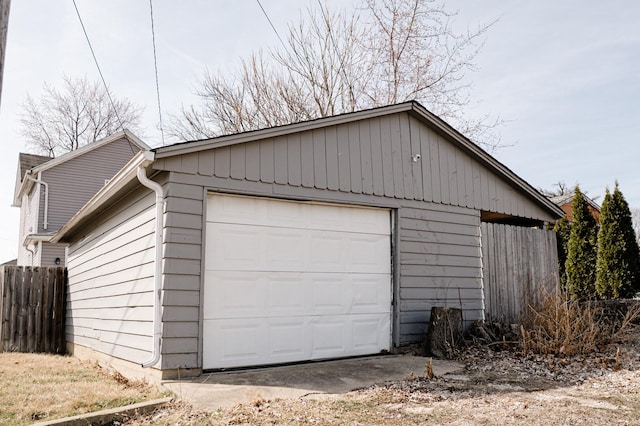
[65,188,156,365]
[481,223,559,324]
[398,204,483,344]
[63,116,554,259]
[312,129,327,189]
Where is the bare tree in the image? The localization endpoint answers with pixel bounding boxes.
[20,75,143,157]
[169,0,500,150]
[539,181,570,198]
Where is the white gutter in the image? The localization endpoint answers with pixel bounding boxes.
[23,233,53,246]
[137,164,165,368]
[25,173,49,230]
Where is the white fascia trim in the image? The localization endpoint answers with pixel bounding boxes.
[23,233,54,247]
[51,150,155,243]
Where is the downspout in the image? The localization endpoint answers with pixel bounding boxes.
[137,164,165,368]
[25,173,49,230]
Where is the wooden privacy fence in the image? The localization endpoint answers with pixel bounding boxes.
[481,223,559,324]
[0,266,67,354]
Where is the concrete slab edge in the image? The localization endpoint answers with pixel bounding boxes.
[32,396,174,426]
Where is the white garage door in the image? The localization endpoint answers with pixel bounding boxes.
[203,194,392,369]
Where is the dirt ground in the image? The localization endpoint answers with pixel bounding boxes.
[126,325,640,425]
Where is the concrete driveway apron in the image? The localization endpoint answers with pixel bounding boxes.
[162,355,463,410]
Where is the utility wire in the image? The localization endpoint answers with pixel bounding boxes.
[72,0,137,154]
[255,0,288,52]
[149,0,165,146]
[72,0,125,132]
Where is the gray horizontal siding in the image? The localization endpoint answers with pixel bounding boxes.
[159,179,204,370]
[39,137,141,233]
[398,205,483,343]
[40,242,66,266]
[66,187,156,365]
[154,113,554,222]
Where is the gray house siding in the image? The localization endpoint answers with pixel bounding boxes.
[40,242,66,266]
[65,187,156,364]
[154,114,554,222]
[398,204,482,342]
[39,137,141,233]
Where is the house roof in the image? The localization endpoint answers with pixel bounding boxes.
[154,101,564,219]
[19,153,52,176]
[550,192,601,212]
[13,153,53,206]
[54,102,564,242]
[13,130,149,206]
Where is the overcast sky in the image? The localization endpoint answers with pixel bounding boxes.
[0,0,638,262]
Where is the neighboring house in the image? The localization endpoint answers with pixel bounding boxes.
[12,130,149,266]
[53,101,563,381]
[550,192,601,223]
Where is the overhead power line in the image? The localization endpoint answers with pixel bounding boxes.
[149,0,165,146]
[255,0,288,52]
[72,0,125,133]
[72,0,138,154]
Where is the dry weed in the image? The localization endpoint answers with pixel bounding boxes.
[519,287,639,356]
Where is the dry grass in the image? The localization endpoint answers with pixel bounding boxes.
[519,287,640,356]
[0,352,168,425]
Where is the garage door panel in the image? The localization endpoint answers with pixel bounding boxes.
[311,276,349,312]
[203,319,267,368]
[206,272,389,318]
[268,320,307,358]
[207,194,390,235]
[204,313,391,369]
[311,320,346,355]
[207,224,266,270]
[203,194,392,369]
[203,271,268,319]
[352,275,392,310]
[349,234,392,273]
[266,229,306,268]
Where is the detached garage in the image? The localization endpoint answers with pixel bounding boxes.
[53,101,563,380]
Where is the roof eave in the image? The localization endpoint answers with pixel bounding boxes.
[154,103,414,159]
[52,150,155,243]
[13,170,37,206]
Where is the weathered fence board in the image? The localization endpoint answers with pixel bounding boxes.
[481,223,559,324]
[0,266,67,354]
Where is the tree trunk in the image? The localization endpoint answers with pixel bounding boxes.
[425,307,463,359]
